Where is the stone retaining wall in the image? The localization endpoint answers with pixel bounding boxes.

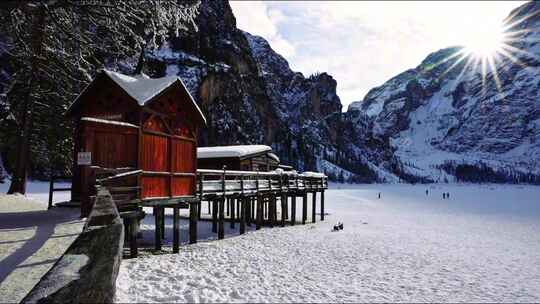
[22,189,124,303]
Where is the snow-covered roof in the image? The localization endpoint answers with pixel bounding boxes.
[267,152,280,163]
[103,70,206,124]
[103,70,178,106]
[197,145,272,159]
[67,69,206,124]
[301,171,327,178]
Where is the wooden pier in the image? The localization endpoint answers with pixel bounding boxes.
[93,167,327,257]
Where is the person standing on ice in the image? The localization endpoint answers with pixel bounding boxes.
[378,192,381,199]
[426,189,429,195]
[443,192,446,199]
[447,192,450,199]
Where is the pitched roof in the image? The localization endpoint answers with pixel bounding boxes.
[67,69,206,124]
[103,70,179,106]
[197,145,272,159]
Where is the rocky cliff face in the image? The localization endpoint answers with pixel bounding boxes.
[144,0,540,183]
[348,1,540,183]
[143,0,368,176]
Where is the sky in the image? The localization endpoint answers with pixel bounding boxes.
[230,1,526,110]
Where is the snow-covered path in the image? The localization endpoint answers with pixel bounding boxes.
[115,184,540,303]
[0,192,84,303]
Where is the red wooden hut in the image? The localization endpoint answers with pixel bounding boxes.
[66,69,206,216]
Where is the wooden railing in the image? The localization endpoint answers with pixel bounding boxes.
[48,175,72,209]
[196,168,328,198]
[49,167,327,208]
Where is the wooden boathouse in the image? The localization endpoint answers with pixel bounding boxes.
[66,69,206,216]
[61,69,328,258]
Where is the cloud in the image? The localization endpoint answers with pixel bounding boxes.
[230,1,295,57]
[231,1,526,109]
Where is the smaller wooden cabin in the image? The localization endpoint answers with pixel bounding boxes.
[66,69,206,216]
[197,145,280,171]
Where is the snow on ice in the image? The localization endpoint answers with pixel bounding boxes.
[115,184,540,303]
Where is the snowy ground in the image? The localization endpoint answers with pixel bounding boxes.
[0,181,84,303]
[115,184,540,303]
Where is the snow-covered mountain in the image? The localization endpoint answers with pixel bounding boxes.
[1,0,537,184]
[347,1,540,183]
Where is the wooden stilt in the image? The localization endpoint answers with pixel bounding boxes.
[197,200,202,219]
[245,197,251,226]
[321,190,325,221]
[235,200,239,222]
[218,198,225,239]
[173,207,179,253]
[240,198,246,234]
[251,198,255,223]
[154,207,162,251]
[280,194,286,227]
[189,201,198,244]
[226,198,230,216]
[302,194,307,225]
[212,199,218,233]
[208,200,211,214]
[312,192,317,223]
[256,196,262,230]
[291,195,296,225]
[130,217,137,258]
[269,196,274,228]
[161,207,166,239]
[230,197,235,229]
[284,195,289,220]
[263,198,267,220]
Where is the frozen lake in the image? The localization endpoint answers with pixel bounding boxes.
[115,184,540,303]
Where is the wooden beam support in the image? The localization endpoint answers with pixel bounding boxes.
[321,190,325,221]
[173,207,179,253]
[230,197,235,229]
[268,194,276,228]
[302,194,307,225]
[189,202,198,244]
[161,207,166,239]
[130,217,138,258]
[212,200,218,233]
[256,196,262,230]
[251,198,255,225]
[291,195,296,226]
[312,192,317,223]
[218,198,225,239]
[240,198,246,234]
[280,194,286,227]
[154,207,162,251]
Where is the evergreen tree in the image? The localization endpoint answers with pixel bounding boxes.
[0,0,200,193]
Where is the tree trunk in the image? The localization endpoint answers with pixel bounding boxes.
[7,5,46,194]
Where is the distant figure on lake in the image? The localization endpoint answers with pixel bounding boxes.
[447,192,450,199]
[443,192,446,199]
[378,192,381,199]
[426,189,429,195]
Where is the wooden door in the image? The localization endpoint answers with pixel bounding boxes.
[140,114,197,199]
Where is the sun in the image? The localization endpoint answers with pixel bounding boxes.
[463,27,506,58]
[429,5,538,96]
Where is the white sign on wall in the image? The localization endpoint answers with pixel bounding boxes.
[77,152,92,165]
